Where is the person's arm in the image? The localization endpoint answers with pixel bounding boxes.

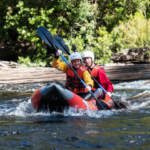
[52,58,68,73]
[98,69,114,96]
[83,70,94,91]
[52,50,68,74]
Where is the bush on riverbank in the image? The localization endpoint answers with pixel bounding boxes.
[111,12,150,51]
[1,0,150,65]
[17,56,47,67]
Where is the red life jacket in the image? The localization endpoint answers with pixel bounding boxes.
[65,65,88,93]
[88,65,103,91]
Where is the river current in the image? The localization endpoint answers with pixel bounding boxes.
[0,80,150,149]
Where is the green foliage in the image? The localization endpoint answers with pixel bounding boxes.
[17,56,46,67]
[111,12,150,51]
[1,0,150,65]
[146,51,150,57]
[94,27,113,64]
[4,1,55,65]
[96,0,149,31]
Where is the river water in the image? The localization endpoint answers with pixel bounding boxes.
[0,80,150,150]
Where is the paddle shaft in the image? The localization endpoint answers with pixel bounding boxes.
[91,76,122,109]
[59,54,105,110]
[52,33,123,109]
[37,26,105,110]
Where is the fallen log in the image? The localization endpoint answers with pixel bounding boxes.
[0,63,150,84]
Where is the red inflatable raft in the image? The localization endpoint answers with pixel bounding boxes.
[31,82,126,112]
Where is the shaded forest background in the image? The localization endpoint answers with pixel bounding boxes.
[0,0,150,67]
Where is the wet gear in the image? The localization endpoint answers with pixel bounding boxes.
[70,52,82,61]
[65,65,88,93]
[52,58,94,88]
[88,65,114,93]
[82,50,94,62]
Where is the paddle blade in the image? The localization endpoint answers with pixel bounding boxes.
[37,26,55,48]
[53,35,71,55]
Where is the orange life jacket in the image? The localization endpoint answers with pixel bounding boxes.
[88,65,103,91]
[65,65,88,93]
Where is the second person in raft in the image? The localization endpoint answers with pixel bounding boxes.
[82,50,114,98]
[52,50,94,99]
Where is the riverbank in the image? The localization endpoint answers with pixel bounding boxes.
[1,63,150,84]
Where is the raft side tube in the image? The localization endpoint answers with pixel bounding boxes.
[66,92,98,110]
[31,87,43,110]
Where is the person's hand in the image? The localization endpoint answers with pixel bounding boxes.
[107,92,112,97]
[56,49,62,57]
[86,85,92,91]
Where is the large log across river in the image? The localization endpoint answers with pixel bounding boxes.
[104,63,150,81]
[0,63,150,84]
[0,67,66,84]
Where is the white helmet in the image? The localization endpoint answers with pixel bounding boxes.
[82,51,94,61]
[70,52,82,61]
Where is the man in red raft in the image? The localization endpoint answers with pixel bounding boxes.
[82,50,114,99]
[52,50,94,99]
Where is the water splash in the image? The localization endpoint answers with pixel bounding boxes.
[114,80,150,90]
[130,99,150,110]
[1,98,126,119]
[121,92,127,102]
[1,80,150,118]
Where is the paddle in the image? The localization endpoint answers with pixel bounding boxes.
[53,35,70,55]
[53,35,125,109]
[37,26,106,110]
[90,76,124,109]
